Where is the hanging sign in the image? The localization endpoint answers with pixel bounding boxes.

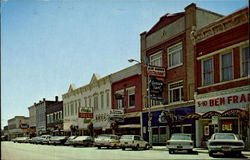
[147,66,166,77]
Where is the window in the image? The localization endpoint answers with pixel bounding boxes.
[94,95,98,109]
[127,87,135,108]
[169,81,184,103]
[221,53,233,81]
[150,51,162,66]
[242,46,249,77]
[106,92,110,108]
[89,97,92,107]
[71,103,74,116]
[168,43,183,68]
[84,98,87,107]
[203,58,213,85]
[101,94,104,109]
[47,115,49,124]
[75,101,77,115]
[115,90,124,109]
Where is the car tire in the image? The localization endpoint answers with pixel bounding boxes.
[113,144,117,149]
[187,149,192,154]
[209,151,214,157]
[144,144,149,150]
[122,147,125,150]
[169,149,174,154]
[97,146,101,149]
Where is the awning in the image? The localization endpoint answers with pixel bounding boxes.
[118,124,141,128]
[184,113,202,120]
[201,111,223,119]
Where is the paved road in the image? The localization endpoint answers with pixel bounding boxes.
[1,141,249,160]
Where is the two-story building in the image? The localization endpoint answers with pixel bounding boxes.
[8,116,29,139]
[140,3,223,145]
[193,6,249,148]
[111,64,142,136]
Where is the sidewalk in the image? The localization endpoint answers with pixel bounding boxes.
[151,146,250,155]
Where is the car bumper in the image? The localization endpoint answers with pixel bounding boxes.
[120,143,137,148]
[167,145,193,150]
[95,143,118,147]
[208,146,244,152]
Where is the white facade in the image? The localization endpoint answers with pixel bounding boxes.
[62,74,112,133]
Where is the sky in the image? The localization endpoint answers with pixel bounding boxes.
[1,0,248,128]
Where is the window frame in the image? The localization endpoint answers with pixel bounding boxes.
[220,51,234,82]
[167,42,183,69]
[240,45,249,77]
[150,51,163,67]
[168,81,184,104]
[127,86,136,108]
[202,57,214,86]
[115,90,124,109]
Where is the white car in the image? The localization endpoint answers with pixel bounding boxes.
[207,133,245,157]
[166,133,194,154]
[94,134,120,149]
[119,135,149,150]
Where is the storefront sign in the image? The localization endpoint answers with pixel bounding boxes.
[197,93,250,107]
[109,109,124,122]
[79,107,93,119]
[222,122,233,131]
[147,66,165,77]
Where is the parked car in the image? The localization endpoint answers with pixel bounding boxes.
[207,133,245,156]
[119,135,149,150]
[64,136,77,146]
[29,137,41,144]
[166,133,194,154]
[11,138,18,143]
[13,137,30,143]
[41,135,52,145]
[49,136,69,145]
[94,134,120,149]
[71,136,94,147]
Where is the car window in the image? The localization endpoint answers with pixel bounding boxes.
[214,134,235,140]
[120,135,133,140]
[171,134,191,140]
[75,136,89,140]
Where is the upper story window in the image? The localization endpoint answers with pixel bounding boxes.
[150,51,162,67]
[168,81,184,103]
[168,42,183,68]
[221,52,233,81]
[115,90,124,109]
[94,95,98,109]
[241,46,249,77]
[71,103,74,116]
[202,58,213,85]
[127,87,135,108]
[106,92,110,108]
[101,93,104,109]
[89,97,92,108]
[84,98,87,107]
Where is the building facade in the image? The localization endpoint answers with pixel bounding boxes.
[46,96,63,136]
[8,116,29,139]
[140,3,222,145]
[111,64,142,135]
[193,7,249,148]
[63,74,112,136]
[28,104,36,137]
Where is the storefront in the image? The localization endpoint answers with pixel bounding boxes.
[143,105,195,145]
[194,86,250,148]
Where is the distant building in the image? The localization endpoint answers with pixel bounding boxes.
[28,104,36,137]
[8,116,29,139]
[46,96,63,136]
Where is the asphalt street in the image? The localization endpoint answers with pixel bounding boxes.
[1,141,249,160]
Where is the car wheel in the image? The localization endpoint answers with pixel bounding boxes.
[122,147,125,150]
[113,144,117,149]
[209,151,214,157]
[97,146,101,149]
[144,144,149,150]
[169,149,174,154]
[187,149,192,153]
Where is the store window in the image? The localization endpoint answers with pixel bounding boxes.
[168,42,183,68]
[168,81,184,103]
[202,58,213,85]
[150,51,162,67]
[221,52,233,81]
[127,87,135,108]
[241,46,249,77]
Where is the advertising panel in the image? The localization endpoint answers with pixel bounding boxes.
[79,107,93,119]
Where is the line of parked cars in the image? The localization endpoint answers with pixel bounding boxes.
[11,132,245,156]
[11,134,150,150]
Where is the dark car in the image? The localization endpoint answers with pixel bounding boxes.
[71,136,94,147]
[64,136,77,146]
[49,136,68,145]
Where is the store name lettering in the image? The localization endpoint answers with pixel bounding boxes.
[198,93,250,107]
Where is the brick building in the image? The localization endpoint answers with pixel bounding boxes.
[140,3,223,145]
[193,7,249,148]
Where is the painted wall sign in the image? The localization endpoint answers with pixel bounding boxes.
[79,107,93,119]
[197,93,250,107]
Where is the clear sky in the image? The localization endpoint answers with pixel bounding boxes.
[1,0,248,128]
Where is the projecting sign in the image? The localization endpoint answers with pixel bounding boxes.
[147,66,166,77]
[79,107,93,119]
[149,77,164,95]
[108,109,124,122]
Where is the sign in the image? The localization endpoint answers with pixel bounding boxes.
[20,124,29,129]
[204,126,209,136]
[147,66,166,77]
[108,109,124,122]
[197,93,250,107]
[149,77,164,96]
[212,116,219,125]
[79,107,93,119]
[222,122,233,131]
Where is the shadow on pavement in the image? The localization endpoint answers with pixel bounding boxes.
[211,153,248,159]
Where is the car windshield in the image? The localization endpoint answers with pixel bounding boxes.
[171,134,191,140]
[68,136,76,140]
[75,136,90,140]
[120,135,133,139]
[214,134,235,140]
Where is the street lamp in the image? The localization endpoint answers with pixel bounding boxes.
[128,58,152,147]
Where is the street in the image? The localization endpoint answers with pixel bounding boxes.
[1,141,250,160]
